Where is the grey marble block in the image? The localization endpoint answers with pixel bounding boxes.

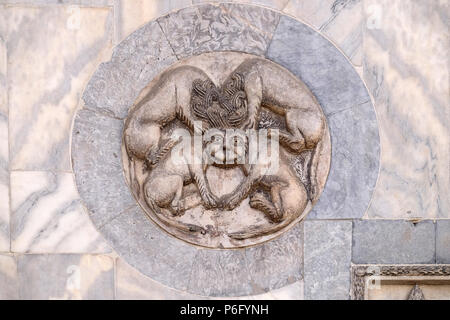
[267,15,379,219]
[267,15,370,114]
[0,32,8,252]
[352,220,436,264]
[304,220,352,300]
[245,223,303,293]
[188,249,252,297]
[6,6,113,171]
[100,206,198,292]
[71,108,136,227]
[362,0,449,219]
[437,220,450,264]
[17,254,114,300]
[0,254,18,299]
[158,3,280,59]
[82,21,177,119]
[116,258,203,300]
[309,102,379,219]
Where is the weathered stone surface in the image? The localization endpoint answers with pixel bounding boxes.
[267,15,370,114]
[309,102,379,219]
[17,254,114,299]
[283,0,363,65]
[100,206,197,292]
[0,254,18,299]
[245,223,303,293]
[158,3,280,59]
[304,220,352,300]
[267,16,379,219]
[10,171,110,253]
[187,249,252,297]
[193,0,290,10]
[6,6,113,171]
[363,0,449,219]
[71,108,136,227]
[116,258,203,300]
[437,220,450,264]
[352,220,435,264]
[116,0,192,42]
[116,257,304,300]
[82,21,177,119]
[0,30,8,252]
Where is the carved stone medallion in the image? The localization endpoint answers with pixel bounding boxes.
[122,52,331,248]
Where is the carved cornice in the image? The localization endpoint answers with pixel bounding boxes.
[351,264,450,300]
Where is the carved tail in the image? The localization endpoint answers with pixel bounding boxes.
[227,214,296,240]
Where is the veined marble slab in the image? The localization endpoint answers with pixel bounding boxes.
[116,258,304,300]
[17,254,114,299]
[0,254,18,299]
[283,0,363,65]
[115,0,191,42]
[0,18,9,252]
[363,0,449,219]
[7,6,113,171]
[10,171,110,253]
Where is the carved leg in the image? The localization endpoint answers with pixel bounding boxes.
[242,72,262,130]
[147,136,181,167]
[269,128,306,154]
[189,163,219,208]
[222,167,259,210]
[249,191,282,222]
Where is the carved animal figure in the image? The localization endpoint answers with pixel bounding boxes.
[124,66,219,207]
[142,135,212,222]
[227,58,326,154]
[225,148,309,240]
[221,58,327,202]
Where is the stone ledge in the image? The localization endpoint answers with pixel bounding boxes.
[352,220,436,264]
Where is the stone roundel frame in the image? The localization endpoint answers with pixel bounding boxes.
[71,3,380,297]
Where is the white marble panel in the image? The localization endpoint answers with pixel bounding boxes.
[11,171,110,253]
[0,11,9,252]
[193,0,290,10]
[363,0,449,219]
[17,254,114,299]
[0,254,18,299]
[7,6,113,171]
[116,0,191,42]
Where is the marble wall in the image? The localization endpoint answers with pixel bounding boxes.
[0,0,448,300]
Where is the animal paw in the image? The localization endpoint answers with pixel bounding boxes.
[202,192,219,209]
[223,192,243,211]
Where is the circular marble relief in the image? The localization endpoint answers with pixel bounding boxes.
[122,52,331,248]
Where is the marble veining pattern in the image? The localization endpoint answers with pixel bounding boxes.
[7,6,113,171]
[283,0,363,65]
[115,0,192,42]
[363,0,449,219]
[10,171,110,253]
[82,20,177,119]
[157,3,280,58]
[0,17,9,252]
[17,254,114,299]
